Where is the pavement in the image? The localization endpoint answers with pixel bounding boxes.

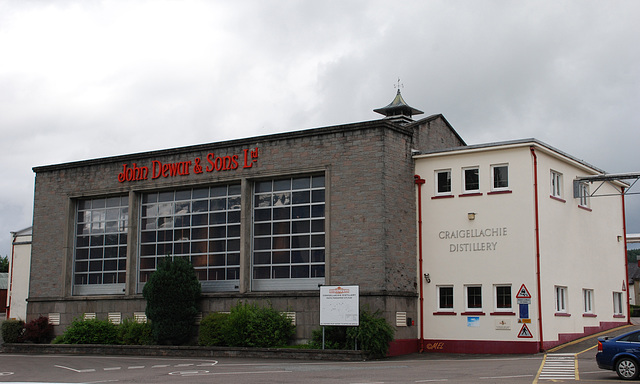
[545,317,640,355]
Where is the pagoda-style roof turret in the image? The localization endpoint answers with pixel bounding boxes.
[374,89,424,120]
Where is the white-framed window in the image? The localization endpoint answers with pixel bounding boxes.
[494,285,512,311]
[491,164,509,190]
[462,167,480,193]
[555,286,567,313]
[74,196,129,295]
[551,170,562,198]
[435,169,452,195]
[583,289,594,314]
[613,292,624,315]
[465,285,482,311]
[579,182,590,207]
[438,285,454,311]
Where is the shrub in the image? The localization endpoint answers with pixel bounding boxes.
[117,318,153,345]
[223,302,295,348]
[143,256,201,345]
[22,316,54,343]
[58,318,119,344]
[1,319,25,343]
[309,307,395,358]
[198,312,230,346]
[346,308,395,358]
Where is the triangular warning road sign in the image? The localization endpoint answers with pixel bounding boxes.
[516,284,532,299]
[518,324,533,338]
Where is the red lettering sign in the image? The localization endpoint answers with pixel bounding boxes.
[118,148,259,183]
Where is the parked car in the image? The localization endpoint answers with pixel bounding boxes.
[597,329,640,380]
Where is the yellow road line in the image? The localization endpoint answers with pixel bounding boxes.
[547,324,633,353]
[532,354,547,384]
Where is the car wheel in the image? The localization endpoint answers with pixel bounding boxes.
[616,358,639,380]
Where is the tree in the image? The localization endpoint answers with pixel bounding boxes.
[142,256,201,345]
[628,249,640,263]
[0,255,9,272]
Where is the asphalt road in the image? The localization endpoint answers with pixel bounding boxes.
[0,323,638,383]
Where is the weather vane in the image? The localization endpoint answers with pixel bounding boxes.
[394,77,404,90]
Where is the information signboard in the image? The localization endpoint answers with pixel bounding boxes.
[320,285,359,326]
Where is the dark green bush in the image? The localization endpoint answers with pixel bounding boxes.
[198,312,230,346]
[1,319,25,343]
[58,318,119,344]
[117,318,153,345]
[346,308,395,358]
[143,256,201,345]
[222,302,295,348]
[22,316,54,343]
[309,307,395,358]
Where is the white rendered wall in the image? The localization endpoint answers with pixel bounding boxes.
[8,231,32,320]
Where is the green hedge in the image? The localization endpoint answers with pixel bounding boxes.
[1,319,25,343]
[53,317,153,345]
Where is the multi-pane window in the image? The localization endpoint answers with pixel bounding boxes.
[466,285,482,310]
[438,286,454,311]
[551,170,562,198]
[436,170,452,195]
[463,167,480,193]
[74,196,129,295]
[491,164,509,190]
[495,285,512,311]
[583,289,594,314]
[555,286,567,312]
[252,175,325,290]
[579,182,590,207]
[139,185,241,292]
[613,292,624,315]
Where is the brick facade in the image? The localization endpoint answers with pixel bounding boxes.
[29,115,464,345]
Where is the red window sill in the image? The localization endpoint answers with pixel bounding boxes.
[459,193,483,198]
[578,205,592,212]
[582,313,597,318]
[490,312,516,316]
[488,190,512,195]
[550,195,566,203]
[614,314,626,318]
[461,311,485,316]
[432,195,454,200]
[555,312,571,317]
[433,311,457,316]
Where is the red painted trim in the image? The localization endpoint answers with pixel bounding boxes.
[431,195,454,200]
[544,321,627,350]
[614,314,626,318]
[433,311,457,316]
[582,313,597,317]
[422,339,539,354]
[578,205,592,212]
[461,311,485,316]
[555,312,571,317]
[458,192,483,197]
[487,190,512,195]
[549,195,566,203]
[387,339,419,356]
[414,175,426,352]
[530,147,544,352]
[490,312,516,316]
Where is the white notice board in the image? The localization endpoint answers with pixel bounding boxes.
[320,285,359,326]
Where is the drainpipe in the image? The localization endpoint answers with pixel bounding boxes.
[530,147,544,352]
[622,188,631,324]
[414,174,426,353]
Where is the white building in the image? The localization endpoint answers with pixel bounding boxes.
[7,227,32,320]
[414,139,628,353]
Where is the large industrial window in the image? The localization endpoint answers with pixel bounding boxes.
[139,185,241,292]
[74,196,128,295]
[252,175,325,291]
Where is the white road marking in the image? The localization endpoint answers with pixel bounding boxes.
[54,365,96,373]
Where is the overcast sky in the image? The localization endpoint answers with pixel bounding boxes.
[1,0,640,258]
